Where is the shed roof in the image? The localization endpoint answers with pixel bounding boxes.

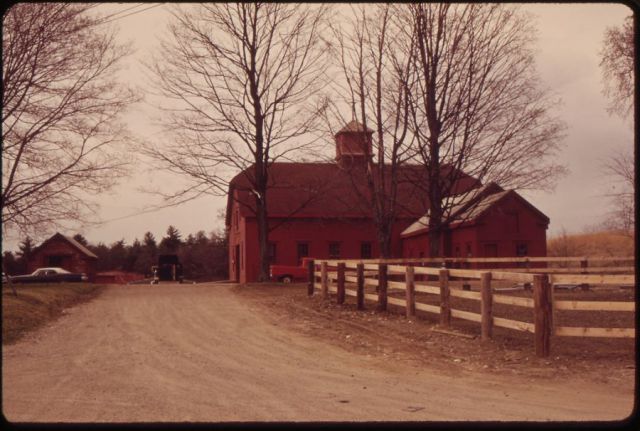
[401,185,549,238]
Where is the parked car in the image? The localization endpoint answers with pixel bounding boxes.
[9,267,88,283]
[270,257,314,283]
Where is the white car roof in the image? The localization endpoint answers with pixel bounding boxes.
[34,267,71,273]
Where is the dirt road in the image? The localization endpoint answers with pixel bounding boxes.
[2,284,634,422]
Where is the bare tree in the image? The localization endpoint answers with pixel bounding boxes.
[2,4,137,239]
[600,15,634,119]
[404,4,567,257]
[599,16,634,235]
[146,4,328,281]
[325,4,416,257]
[601,147,634,235]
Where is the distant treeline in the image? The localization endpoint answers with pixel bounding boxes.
[3,226,229,281]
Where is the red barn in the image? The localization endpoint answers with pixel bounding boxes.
[401,183,550,260]
[28,233,97,281]
[226,121,548,282]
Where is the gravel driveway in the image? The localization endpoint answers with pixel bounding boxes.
[2,283,634,422]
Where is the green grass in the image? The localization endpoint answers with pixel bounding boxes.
[2,283,106,345]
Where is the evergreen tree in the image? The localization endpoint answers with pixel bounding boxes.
[15,237,35,274]
[124,239,142,272]
[109,240,127,270]
[2,251,19,275]
[72,233,89,246]
[143,232,157,250]
[138,232,158,276]
[90,243,111,271]
[159,225,182,254]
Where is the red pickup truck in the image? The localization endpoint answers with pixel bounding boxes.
[270,257,314,283]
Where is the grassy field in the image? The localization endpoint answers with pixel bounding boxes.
[2,283,106,345]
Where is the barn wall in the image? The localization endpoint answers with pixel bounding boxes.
[401,231,452,258]
[238,217,413,283]
[449,226,479,258]
[227,196,248,283]
[230,191,548,282]
[401,194,548,263]
[474,194,548,259]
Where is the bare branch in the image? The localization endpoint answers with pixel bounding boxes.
[145,3,329,280]
[600,15,634,119]
[2,3,138,238]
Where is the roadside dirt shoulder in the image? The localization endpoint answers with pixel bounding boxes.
[232,283,636,386]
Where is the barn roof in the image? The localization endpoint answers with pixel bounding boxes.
[226,162,480,225]
[33,232,98,259]
[401,185,549,238]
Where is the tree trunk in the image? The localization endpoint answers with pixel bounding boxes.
[427,171,443,258]
[428,227,442,258]
[377,221,393,258]
[256,195,270,282]
[254,158,269,282]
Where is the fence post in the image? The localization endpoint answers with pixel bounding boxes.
[439,269,451,327]
[405,266,416,318]
[580,259,588,273]
[321,262,328,299]
[580,259,590,290]
[480,272,493,341]
[337,262,346,304]
[378,263,388,311]
[533,274,552,357]
[307,259,315,296]
[356,263,365,310]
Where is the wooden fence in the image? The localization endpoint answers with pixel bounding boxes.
[306,258,636,357]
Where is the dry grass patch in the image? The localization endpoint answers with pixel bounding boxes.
[2,283,106,344]
[548,230,634,257]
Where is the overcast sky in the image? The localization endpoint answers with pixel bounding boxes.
[2,3,634,252]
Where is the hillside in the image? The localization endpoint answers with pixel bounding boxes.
[547,230,635,257]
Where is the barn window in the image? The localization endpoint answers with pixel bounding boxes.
[516,243,528,256]
[466,243,473,257]
[268,242,277,264]
[297,242,309,264]
[360,242,372,259]
[329,242,340,259]
[483,243,498,257]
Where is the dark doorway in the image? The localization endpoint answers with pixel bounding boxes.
[297,242,309,265]
[47,255,66,267]
[157,254,183,282]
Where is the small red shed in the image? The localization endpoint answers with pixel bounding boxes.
[401,183,549,260]
[27,233,98,281]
